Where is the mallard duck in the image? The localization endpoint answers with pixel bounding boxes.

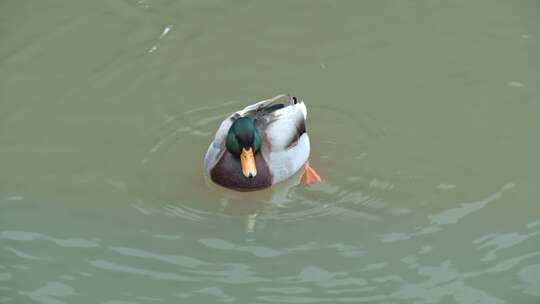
[203,94,321,191]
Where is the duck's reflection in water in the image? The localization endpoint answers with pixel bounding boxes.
[203,170,304,233]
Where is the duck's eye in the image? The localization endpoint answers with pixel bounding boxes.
[292,96,298,104]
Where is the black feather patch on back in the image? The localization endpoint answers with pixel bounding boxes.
[261,103,285,113]
[239,101,287,128]
[247,102,286,120]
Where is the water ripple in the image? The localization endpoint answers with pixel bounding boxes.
[0,231,99,248]
[176,287,236,302]
[379,183,516,243]
[517,264,540,297]
[429,183,515,225]
[19,282,76,304]
[110,246,210,268]
[474,230,540,262]
[199,238,318,258]
[3,246,45,261]
[89,260,194,282]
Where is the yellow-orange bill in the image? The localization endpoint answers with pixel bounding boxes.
[240,147,257,178]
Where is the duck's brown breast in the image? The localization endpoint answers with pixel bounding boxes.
[210,151,272,191]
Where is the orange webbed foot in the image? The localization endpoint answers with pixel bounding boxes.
[302,160,322,185]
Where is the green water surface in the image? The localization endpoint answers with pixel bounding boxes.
[1,1,540,303]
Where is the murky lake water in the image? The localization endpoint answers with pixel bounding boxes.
[1,1,540,303]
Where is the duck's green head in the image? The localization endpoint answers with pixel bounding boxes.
[226,117,262,179]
